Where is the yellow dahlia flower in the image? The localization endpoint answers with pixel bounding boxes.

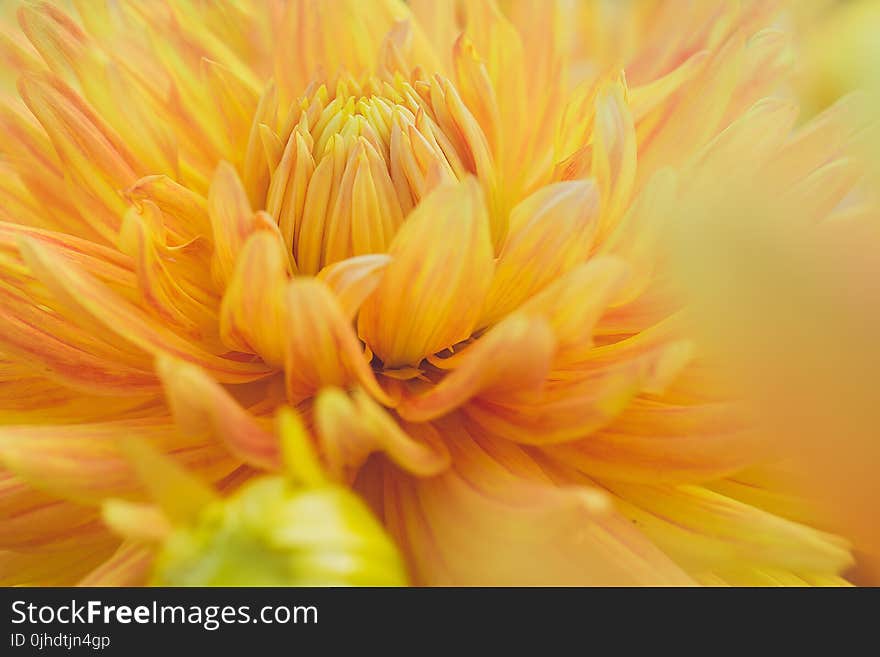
[0,0,862,586]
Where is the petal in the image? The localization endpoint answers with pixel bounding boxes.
[208,161,265,288]
[125,174,211,241]
[606,482,854,575]
[78,542,153,586]
[377,423,693,585]
[0,473,101,550]
[314,387,450,482]
[316,254,391,320]
[591,78,637,239]
[0,421,233,504]
[687,97,799,192]
[119,202,219,342]
[121,436,219,525]
[518,256,631,355]
[102,500,172,543]
[398,314,554,422]
[18,72,140,240]
[465,338,694,445]
[359,178,494,368]
[18,236,273,383]
[273,0,413,102]
[479,180,600,327]
[596,169,678,305]
[219,230,291,366]
[156,355,281,470]
[543,425,763,486]
[0,540,119,586]
[284,278,391,405]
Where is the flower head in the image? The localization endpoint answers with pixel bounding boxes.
[0,0,866,585]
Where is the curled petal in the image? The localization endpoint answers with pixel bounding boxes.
[315,387,450,482]
[208,161,266,288]
[125,174,210,241]
[119,202,218,341]
[284,278,390,405]
[398,314,554,422]
[18,236,272,383]
[156,355,280,470]
[219,230,291,366]
[316,254,391,320]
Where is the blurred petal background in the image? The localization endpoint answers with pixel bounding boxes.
[668,0,880,583]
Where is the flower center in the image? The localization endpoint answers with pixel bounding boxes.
[262,74,496,275]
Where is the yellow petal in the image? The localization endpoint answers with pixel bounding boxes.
[283,278,390,405]
[398,314,554,422]
[18,236,272,383]
[378,424,692,585]
[607,483,854,575]
[121,436,218,525]
[78,543,153,586]
[314,387,450,482]
[316,254,391,320]
[18,72,140,240]
[359,178,494,368]
[208,161,259,288]
[480,180,600,327]
[156,355,281,470]
[219,230,291,366]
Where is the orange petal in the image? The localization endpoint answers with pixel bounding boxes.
[378,423,692,585]
[119,202,219,341]
[359,178,494,368]
[314,387,450,482]
[17,72,140,240]
[284,277,391,405]
[465,338,694,445]
[543,425,762,485]
[208,161,259,288]
[18,236,272,383]
[0,421,232,504]
[480,180,600,327]
[78,542,153,586]
[316,254,391,320]
[606,482,853,575]
[0,540,119,586]
[398,314,554,422]
[156,355,281,470]
[219,230,291,366]
[125,174,211,241]
[0,473,101,550]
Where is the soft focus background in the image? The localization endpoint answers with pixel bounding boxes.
[668,0,880,584]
